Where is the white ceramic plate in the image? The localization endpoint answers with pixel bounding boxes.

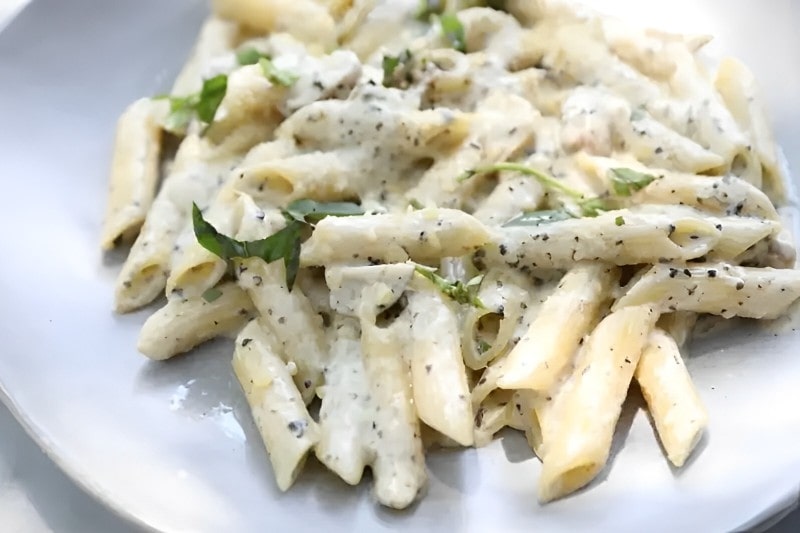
[2,1,800,531]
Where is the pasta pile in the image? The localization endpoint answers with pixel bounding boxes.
[102,0,800,508]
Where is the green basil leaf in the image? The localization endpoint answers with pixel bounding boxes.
[440,13,466,53]
[382,54,401,83]
[458,162,586,200]
[615,215,625,226]
[195,74,228,124]
[193,199,363,291]
[415,266,485,308]
[503,209,574,227]
[283,229,303,290]
[163,103,195,134]
[236,47,269,65]
[407,198,424,210]
[609,167,657,196]
[285,199,364,224]
[259,57,298,87]
[382,50,413,88]
[242,222,302,263]
[192,203,304,289]
[578,197,612,217]
[192,203,247,258]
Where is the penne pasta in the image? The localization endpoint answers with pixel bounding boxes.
[315,316,371,485]
[636,328,708,468]
[407,285,474,446]
[101,98,165,250]
[301,208,491,266]
[138,282,254,360]
[496,263,617,393]
[615,262,800,319]
[104,1,800,515]
[538,305,658,502]
[232,320,320,491]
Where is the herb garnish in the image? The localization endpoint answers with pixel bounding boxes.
[609,168,657,196]
[259,57,298,87]
[415,266,485,308]
[192,199,363,290]
[615,215,626,226]
[382,49,414,88]
[460,163,658,227]
[459,162,605,217]
[155,74,228,134]
[408,198,425,210]
[439,13,466,52]
[236,47,269,66]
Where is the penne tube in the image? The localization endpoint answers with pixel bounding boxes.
[315,316,371,485]
[715,57,786,203]
[101,98,164,250]
[497,263,617,393]
[635,328,708,467]
[538,305,657,502]
[406,91,539,210]
[232,320,320,491]
[615,262,800,319]
[301,208,491,266]
[212,0,337,51]
[170,17,239,97]
[114,135,233,313]
[576,154,780,220]
[138,282,254,360]
[238,257,327,405]
[407,286,474,446]
[275,89,471,157]
[490,206,724,270]
[165,186,241,299]
[360,314,427,510]
[239,149,364,202]
[473,389,514,448]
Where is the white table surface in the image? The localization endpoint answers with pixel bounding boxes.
[1,1,799,532]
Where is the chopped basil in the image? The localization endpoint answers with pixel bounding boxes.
[459,162,612,217]
[504,209,574,227]
[156,74,228,134]
[415,266,485,308]
[195,74,228,124]
[408,198,425,210]
[477,339,492,354]
[284,199,364,224]
[578,197,610,217]
[440,14,466,52]
[609,168,657,196]
[192,199,362,290]
[259,57,298,87]
[236,47,269,66]
[192,203,304,289]
[382,50,414,88]
[162,98,195,133]
[201,287,223,303]
[615,215,625,226]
